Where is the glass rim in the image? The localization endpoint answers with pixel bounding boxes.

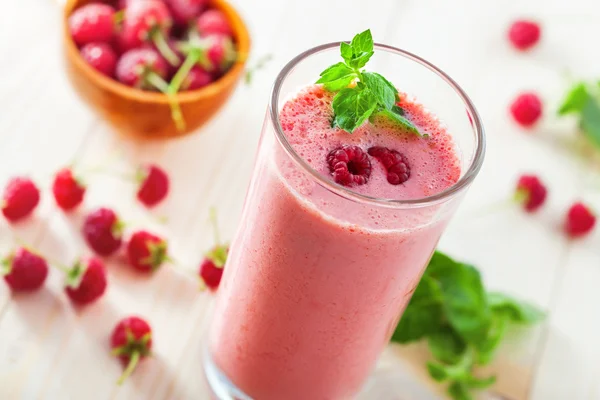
[269,41,486,208]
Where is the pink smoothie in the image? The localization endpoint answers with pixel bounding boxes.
[209,85,461,399]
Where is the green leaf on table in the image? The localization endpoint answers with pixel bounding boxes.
[558,83,591,115]
[331,87,378,132]
[392,275,445,343]
[488,292,545,323]
[476,313,508,365]
[432,262,492,348]
[447,381,473,400]
[463,374,496,389]
[581,96,600,147]
[393,303,444,343]
[428,326,468,364]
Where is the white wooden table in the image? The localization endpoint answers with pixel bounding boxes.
[1,0,599,399]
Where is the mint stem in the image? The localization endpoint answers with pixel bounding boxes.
[152,32,179,67]
[117,351,141,385]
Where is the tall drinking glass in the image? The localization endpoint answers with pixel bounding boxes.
[204,41,485,400]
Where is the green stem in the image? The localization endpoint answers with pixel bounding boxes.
[168,51,201,94]
[145,71,170,94]
[152,32,179,67]
[117,351,141,385]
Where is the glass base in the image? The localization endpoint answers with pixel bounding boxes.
[203,352,253,400]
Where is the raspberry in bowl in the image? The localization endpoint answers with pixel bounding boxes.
[63,0,250,139]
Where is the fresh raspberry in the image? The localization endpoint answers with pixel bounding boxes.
[204,34,236,73]
[65,257,108,305]
[69,3,116,47]
[508,20,541,51]
[116,48,168,89]
[515,174,547,212]
[510,92,542,128]
[111,316,152,384]
[80,42,117,77]
[165,0,207,25]
[52,168,86,211]
[196,9,232,36]
[564,202,596,238]
[126,230,169,272]
[83,207,124,256]
[181,66,212,90]
[123,0,179,66]
[368,146,411,185]
[1,248,48,292]
[136,164,170,207]
[2,177,40,223]
[326,145,372,187]
[199,208,228,291]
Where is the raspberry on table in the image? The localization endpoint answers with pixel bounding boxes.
[510,92,542,128]
[508,20,541,51]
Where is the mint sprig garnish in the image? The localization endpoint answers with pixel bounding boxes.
[316,30,420,135]
[391,251,544,400]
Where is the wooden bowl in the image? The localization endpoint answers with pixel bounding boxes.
[63,0,250,139]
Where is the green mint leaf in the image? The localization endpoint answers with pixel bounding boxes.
[363,72,396,109]
[581,96,600,147]
[340,42,353,65]
[463,374,496,389]
[476,313,508,365]
[392,105,405,115]
[393,303,444,343]
[317,62,356,87]
[351,29,374,54]
[447,381,473,400]
[392,275,444,343]
[427,326,467,364]
[376,109,421,135]
[347,29,374,69]
[332,87,377,132]
[426,257,492,348]
[426,362,451,382]
[558,83,591,115]
[348,51,374,69]
[488,292,545,324]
